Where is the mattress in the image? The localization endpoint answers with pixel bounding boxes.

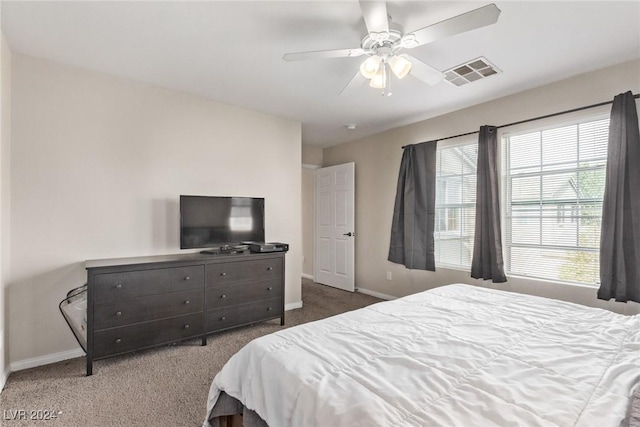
[204,284,640,427]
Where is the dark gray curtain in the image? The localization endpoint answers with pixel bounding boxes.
[598,91,640,303]
[471,126,507,283]
[388,141,437,270]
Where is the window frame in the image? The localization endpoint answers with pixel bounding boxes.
[500,111,610,287]
[434,139,478,270]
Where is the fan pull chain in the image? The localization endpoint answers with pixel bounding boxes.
[384,63,392,97]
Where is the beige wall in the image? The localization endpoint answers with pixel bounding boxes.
[8,54,302,364]
[302,145,322,166]
[324,59,640,315]
[1,32,12,385]
[301,145,322,277]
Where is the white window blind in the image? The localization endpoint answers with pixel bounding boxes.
[435,142,477,268]
[503,118,609,285]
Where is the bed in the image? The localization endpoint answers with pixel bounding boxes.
[204,284,640,427]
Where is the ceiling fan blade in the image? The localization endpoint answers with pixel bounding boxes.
[404,3,501,48]
[340,71,367,96]
[405,55,446,86]
[359,1,389,35]
[283,48,366,62]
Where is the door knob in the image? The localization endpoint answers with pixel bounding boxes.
[343,232,354,237]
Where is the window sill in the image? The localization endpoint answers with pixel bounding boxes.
[504,272,599,290]
[435,263,471,273]
[435,264,599,290]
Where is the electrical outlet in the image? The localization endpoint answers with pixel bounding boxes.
[386,271,392,280]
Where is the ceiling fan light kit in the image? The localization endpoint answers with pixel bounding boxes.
[283,2,501,96]
[359,53,409,94]
[360,55,382,79]
[388,54,412,79]
[369,63,387,89]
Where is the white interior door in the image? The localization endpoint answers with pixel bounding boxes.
[314,162,355,292]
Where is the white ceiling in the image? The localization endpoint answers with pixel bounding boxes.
[2,1,639,147]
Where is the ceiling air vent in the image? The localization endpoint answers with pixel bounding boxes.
[444,57,500,87]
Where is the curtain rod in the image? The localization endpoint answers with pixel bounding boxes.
[401,93,640,149]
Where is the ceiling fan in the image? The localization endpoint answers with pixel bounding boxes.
[283,1,501,96]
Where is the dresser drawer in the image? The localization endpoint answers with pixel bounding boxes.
[93,313,202,358]
[206,259,282,286]
[206,280,282,310]
[206,298,282,332]
[94,289,204,330]
[94,265,204,303]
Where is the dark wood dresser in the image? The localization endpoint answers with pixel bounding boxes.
[85,252,285,375]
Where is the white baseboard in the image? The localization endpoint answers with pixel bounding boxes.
[301,273,314,281]
[285,301,303,311]
[10,348,85,373]
[356,287,397,301]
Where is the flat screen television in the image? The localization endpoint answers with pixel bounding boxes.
[180,195,265,250]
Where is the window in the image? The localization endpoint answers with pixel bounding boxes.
[503,118,609,285]
[435,142,477,268]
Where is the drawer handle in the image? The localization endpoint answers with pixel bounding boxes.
[220,272,227,277]
[184,324,190,329]
[267,286,273,291]
[221,294,226,299]
[115,338,122,344]
[184,300,190,305]
[115,311,122,316]
[115,283,122,289]
[220,316,226,321]
[185,276,191,281]
[267,307,272,311]
[267,267,273,271]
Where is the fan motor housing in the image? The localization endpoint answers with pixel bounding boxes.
[360,23,404,55]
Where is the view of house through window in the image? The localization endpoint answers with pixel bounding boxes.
[435,142,477,268]
[502,118,609,285]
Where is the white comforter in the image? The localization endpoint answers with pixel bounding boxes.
[205,284,640,427]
